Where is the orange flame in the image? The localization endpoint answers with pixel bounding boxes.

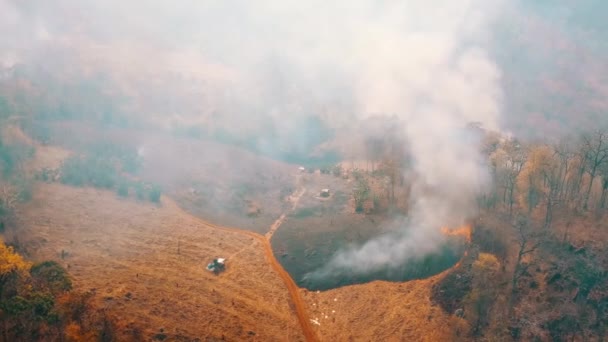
[436,225,472,275]
[440,225,472,243]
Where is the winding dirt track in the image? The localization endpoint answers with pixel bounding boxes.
[165,197,319,342]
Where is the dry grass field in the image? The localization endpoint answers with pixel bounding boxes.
[3,130,474,341]
[300,276,468,342]
[11,183,305,341]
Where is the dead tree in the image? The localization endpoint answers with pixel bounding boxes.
[598,162,608,210]
[504,140,527,216]
[553,139,576,202]
[509,215,543,314]
[542,150,562,230]
[0,182,19,217]
[580,129,608,210]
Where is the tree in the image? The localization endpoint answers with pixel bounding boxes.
[0,239,111,340]
[464,253,501,336]
[364,137,384,172]
[492,138,527,216]
[353,178,370,213]
[0,240,31,299]
[0,182,19,218]
[598,161,608,209]
[516,145,561,228]
[148,184,162,203]
[116,181,129,197]
[0,240,31,341]
[510,216,542,307]
[553,138,576,202]
[580,129,608,210]
[30,261,72,295]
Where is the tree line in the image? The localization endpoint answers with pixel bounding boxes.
[0,240,116,340]
[482,128,608,227]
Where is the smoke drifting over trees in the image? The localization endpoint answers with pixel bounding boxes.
[2,0,608,281]
[301,0,505,277]
[0,0,508,277]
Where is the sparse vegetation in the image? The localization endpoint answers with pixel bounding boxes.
[58,146,160,203]
[0,131,35,221]
[292,207,318,219]
[148,184,162,203]
[116,180,129,197]
[353,177,371,213]
[60,155,117,188]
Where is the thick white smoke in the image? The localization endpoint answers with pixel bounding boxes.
[300,0,505,277]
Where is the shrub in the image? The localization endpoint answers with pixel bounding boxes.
[59,156,88,186]
[21,120,51,145]
[0,140,35,177]
[60,155,117,189]
[134,182,145,200]
[149,185,162,203]
[0,239,116,339]
[293,207,317,218]
[116,182,129,197]
[332,164,342,177]
[31,261,73,294]
[88,141,141,174]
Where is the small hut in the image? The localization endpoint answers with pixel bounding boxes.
[320,189,330,198]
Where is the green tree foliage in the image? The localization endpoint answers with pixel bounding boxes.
[0,240,115,340]
[464,253,501,336]
[353,177,370,213]
[88,141,141,174]
[31,261,72,295]
[332,164,342,177]
[60,155,116,188]
[148,184,162,203]
[134,181,146,200]
[60,155,160,204]
[116,181,129,197]
[0,240,31,297]
[20,120,51,145]
[0,139,35,177]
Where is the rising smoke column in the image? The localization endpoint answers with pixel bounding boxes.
[306,1,504,278]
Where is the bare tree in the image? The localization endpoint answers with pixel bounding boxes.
[553,138,576,202]
[501,139,527,216]
[509,215,543,313]
[599,162,608,210]
[0,182,19,217]
[541,150,562,230]
[580,129,608,210]
[364,137,384,172]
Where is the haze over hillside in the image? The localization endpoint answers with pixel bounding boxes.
[0,1,607,341]
[2,1,607,140]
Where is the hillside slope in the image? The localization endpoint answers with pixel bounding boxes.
[12,183,304,341]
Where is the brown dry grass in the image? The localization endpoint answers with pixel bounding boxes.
[11,182,470,341]
[300,276,468,341]
[13,183,304,341]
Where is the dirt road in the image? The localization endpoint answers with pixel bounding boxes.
[164,196,319,342]
[266,186,306,239]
